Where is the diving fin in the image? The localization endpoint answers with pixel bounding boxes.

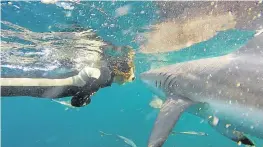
[148,96,194,147]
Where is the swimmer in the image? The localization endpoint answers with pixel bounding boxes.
[1,21,136,107]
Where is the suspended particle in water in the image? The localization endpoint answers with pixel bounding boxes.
[236,82,241,87]
[225,124,231,128]
[115,4,131,17]
[65,11,72,17]
[237,141,242,146]
[13,5,20,9]
[212,116,219,126]
[56,2,74,10]
[211,2,214,5]
[200,119,205,124]
[79,10,85,16]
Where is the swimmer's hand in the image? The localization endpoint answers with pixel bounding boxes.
[70,66,112,107]
[71,90,96,107]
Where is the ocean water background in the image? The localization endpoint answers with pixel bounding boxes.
[1,1,263,147]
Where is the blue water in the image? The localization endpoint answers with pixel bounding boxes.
[1,1,263,147]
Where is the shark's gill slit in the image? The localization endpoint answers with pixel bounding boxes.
[163,74,173,89]
[167,75,175,89]
[158,72,164,88]
[155,80,158,87]
[171,77,177,88]
[161,73,169,88]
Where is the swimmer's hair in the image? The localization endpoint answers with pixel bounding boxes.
[107,46,135,83]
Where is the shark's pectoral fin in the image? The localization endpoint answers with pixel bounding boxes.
[209,120,255,147]
[148,96,194,147]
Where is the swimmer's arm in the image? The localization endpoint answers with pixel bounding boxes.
[1,77,74,87]
[0,67,111,100]
[1,67,102,87]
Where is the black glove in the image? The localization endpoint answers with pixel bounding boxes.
[70,66,113,107]
[71,91,92,107]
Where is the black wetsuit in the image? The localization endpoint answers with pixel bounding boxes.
[1,66,115,107]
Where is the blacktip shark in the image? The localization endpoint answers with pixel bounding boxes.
[140,32,263,147]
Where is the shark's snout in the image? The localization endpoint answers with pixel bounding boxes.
[140,71,166,98]
[140,72,149,80]
[140,72,152,84]
[140,72,156,86]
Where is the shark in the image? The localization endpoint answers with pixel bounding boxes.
[140,32,263,147]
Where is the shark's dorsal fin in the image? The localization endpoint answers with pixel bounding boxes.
[233,32,263,56]
[148,96,194,147]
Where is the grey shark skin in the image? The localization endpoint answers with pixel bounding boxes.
[140,33,263,147]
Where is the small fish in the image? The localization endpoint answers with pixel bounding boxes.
[117,135,137,147]
[172,131,208,136]
[98,130,112,137]
[98,131,137,147]
[51,99,75,108]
